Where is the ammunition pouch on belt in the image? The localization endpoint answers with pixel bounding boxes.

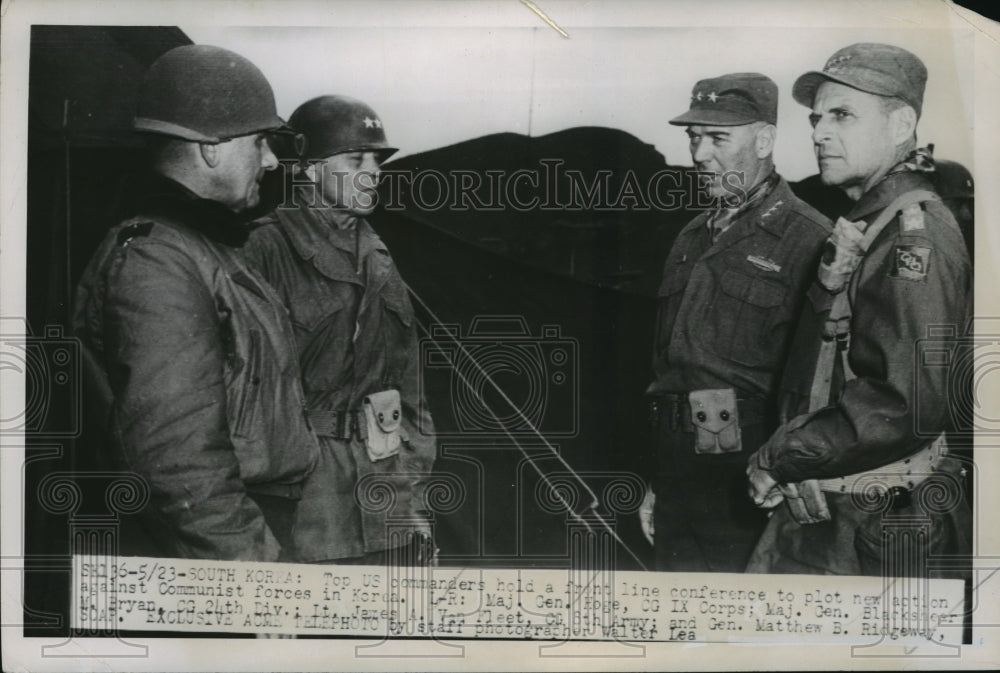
[689,388,741,454]
[307,389,408,463]
[649,389,769,454]
[362,389,407,462]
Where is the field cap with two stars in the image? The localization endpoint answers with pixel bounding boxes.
[792,42,928,116]
[669,72,778,127]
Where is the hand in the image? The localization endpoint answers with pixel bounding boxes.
[412,517,438,566]
[638,488,655,546]
[746,460,783,509]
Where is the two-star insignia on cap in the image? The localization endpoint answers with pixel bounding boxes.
[692,91,719,103]
[363,117,383,129]
[824,54,853,74]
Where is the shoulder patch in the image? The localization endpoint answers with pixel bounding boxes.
[116,221,153,247]
[900,202,925,232]
[889,244,931,282]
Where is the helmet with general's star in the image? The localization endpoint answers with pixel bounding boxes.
[287,95,398,162]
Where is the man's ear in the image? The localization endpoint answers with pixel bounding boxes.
[889,105,918,147]
[755,123,777,159]
[199,142,221,168]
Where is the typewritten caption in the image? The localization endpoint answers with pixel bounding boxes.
[72,556,964,643]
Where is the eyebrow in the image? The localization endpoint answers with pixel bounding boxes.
[815,104,854,115]
[686,130,730,139]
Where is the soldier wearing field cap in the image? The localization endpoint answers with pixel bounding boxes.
[245,95,437,564]
[74,45,319,561]
[746,44,972,575]
[638,73,831,571]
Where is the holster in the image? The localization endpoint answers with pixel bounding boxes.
[362,389,408,462]
[780,479,831,524]
[689,388,742,454]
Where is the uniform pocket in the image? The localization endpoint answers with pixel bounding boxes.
[382,286,413,328]
[232,328,262,438]
[714,271,788,367]
[289,292,346,333]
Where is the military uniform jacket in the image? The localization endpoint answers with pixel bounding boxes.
[74,175,320,562]
[649,175,831,399]
[755,171,972,482]
[245,199,436,560]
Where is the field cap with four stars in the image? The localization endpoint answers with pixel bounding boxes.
[669,72,778,127]
[792,43,927,117]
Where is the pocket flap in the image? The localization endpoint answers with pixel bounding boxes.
[290,292,345,330]
[382,290,413,327]
[720,271,784,308]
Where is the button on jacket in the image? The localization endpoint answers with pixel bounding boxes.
[649,175,832,398]
[245,198,436,561]
[74,175,320,562]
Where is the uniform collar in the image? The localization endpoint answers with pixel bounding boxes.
[677,173,794,241]
[847,170,935,222]
[274,189,388,280]
[127,171,252,247]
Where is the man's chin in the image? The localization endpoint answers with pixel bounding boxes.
[818,170,844,187]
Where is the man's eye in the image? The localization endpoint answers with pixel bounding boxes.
[808,114,821,128]
[835,110,851,120]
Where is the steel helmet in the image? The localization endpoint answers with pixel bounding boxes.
[932,159,974,200]
[287,95,398,162]
[134,44,287,143]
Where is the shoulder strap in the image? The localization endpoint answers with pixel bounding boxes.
[807,189,939,411]
[858,189,938,251]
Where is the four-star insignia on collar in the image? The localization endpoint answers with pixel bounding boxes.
[363,116,383,129]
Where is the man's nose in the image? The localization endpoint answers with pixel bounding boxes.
[691,138,713,165]
[361,153,381,183]
[261,141,279,171]
[812,115,833,146]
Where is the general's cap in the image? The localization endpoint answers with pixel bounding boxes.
[669,73,778,127]
[792,43,927,116]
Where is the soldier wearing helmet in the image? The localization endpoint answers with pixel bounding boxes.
[74,45,320,561]
[245,95,437,564]
[931,158,974,255]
